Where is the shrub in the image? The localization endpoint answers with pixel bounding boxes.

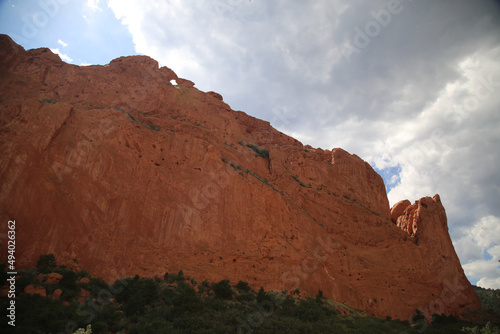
[462,322,500,334]
[58,269,79,301]
[197,280,211,294]
[236,280,251,292]
[246,144,269,159]
[39,98,57,104]
[36,254,57,273]
[212,279,233,300]
[236,291,255,303]
[86,277,109,294]
[316,289,323,304]
[256,287,268,304]
[412,309,426,322]
[292,298,328,322]
[172,282,202,315]
[15,268,39,292]
[164,271,185,283]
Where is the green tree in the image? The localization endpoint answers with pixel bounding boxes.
[172,282,202,316]
[462,322,500,334]
[36,254,57,273]
[212,279,233,300]
[256,287,268,304]
[236,280,251,292]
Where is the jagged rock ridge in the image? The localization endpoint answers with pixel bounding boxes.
[0,34,480,321]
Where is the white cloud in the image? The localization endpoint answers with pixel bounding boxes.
[86,0,102,12]
[469,216,500,249]
[477,277,500,290]
[57,39,68,48]
[457,216,500,289]
[106,0,500,287]
[50,48,73,63]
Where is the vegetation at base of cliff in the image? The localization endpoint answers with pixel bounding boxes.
[474,285,500,314]
[1,258,499,334]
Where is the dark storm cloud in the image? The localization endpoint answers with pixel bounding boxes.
[109,0,500,287]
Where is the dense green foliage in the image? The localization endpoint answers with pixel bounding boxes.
[1,255,499,333]
[36,253,57,273]
[461,322,500,334]
[474,285,500,314]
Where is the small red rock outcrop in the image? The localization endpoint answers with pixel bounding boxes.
[52,288,63,299]
[391,199,411,223]
[45,272,63,284]
[24,284,47,297]
[0,34,480,321]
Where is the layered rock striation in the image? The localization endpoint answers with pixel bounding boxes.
[0,34,480,320]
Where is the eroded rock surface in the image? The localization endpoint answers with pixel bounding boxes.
[0,34,480,320]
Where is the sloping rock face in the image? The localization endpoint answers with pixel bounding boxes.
[0,35,480,320]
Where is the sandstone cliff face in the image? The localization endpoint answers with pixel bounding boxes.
[0,34,480,320]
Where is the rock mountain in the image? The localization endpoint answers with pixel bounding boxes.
[0,34,480,321]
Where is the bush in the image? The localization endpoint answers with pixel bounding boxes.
[433,313,458,324]
[39,98,57,104]
[462,322,500,334]
[246,144,269,159]
[52,268,81,301]
[177,270,185,281]
[236,280,251,292]
[316,289,323,303]
[236,291,255,303]
[198,280,211,293]
[292,298,328,322]
[212,280,233,300]
[16,268,39,292]
[474,285,500,314]
[256,287,268,304]
[36,254,57,273]
[172,282,202,315]
[85,277,110,299]
[117,277,160,316]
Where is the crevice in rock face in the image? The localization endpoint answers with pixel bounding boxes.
[47,107,73,146]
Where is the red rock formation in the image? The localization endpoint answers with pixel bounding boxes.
[52,288,62,300]
[44,272,63,284]
[24,284,47,297]
[0,34,480,320]
[391,199,411,224]
[391,195,481,321]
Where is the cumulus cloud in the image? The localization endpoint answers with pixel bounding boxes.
[107,0,500,287]
[456,216,500,288]
[50,48,73,63]
[86,0,102,12]
[57,39,68,48]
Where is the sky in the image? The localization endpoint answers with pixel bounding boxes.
[1,0,499,289]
